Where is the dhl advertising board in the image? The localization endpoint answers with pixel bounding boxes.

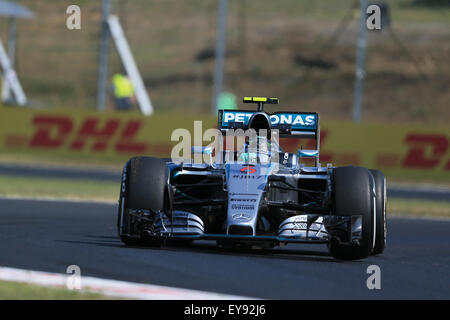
[0,106,217,160]
[0,105,449,181]
[283,122,450,181]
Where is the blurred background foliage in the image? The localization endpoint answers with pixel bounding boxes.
[0,0,448,123]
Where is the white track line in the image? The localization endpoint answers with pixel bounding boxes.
[0,266,256,300]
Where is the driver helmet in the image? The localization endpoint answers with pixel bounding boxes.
[239,135,271,163]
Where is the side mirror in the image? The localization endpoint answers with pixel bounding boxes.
[192,146,213,155]
[192,146,213,165]
[297,149,319,158]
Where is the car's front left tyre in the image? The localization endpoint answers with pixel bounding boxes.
[117,156,168,247]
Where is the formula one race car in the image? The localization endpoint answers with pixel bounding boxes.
[117,97,387,260]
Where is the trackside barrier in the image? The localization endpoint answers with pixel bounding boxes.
[0,105,449,181]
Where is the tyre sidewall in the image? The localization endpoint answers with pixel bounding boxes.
[370,169,387,255]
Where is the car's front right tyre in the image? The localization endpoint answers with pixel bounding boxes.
[328,166,375,260]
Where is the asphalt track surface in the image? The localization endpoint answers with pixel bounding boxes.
[0,198,448,299]
[0,163,449,202]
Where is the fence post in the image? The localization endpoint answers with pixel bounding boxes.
[211,0,228,114]
[352,0,368,122]
[96,0,111,111]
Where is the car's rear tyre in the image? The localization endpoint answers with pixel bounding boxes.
[118,156,168,247]
[370,169,387,255]
[328,166,375,260]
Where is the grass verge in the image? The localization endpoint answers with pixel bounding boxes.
[0,174,448,218]
[0,175,118,203]
[0,280,111,300]
[388,198,450,218]
[2,152,450,188]
[0,152,125,172]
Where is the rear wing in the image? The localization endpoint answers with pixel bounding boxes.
[218,110,319,139]
[218,109,321,165]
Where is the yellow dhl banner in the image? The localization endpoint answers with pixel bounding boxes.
[0,106,449,180]
[0,106,217,157]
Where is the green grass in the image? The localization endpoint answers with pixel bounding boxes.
[384,172,450,188]
[0,175,118,203]
[0,151,126,172]
[388,198,450,218]
[0,280,111,300]
[2,151,450,188]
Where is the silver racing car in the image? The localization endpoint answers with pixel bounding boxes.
[117,97,387,260]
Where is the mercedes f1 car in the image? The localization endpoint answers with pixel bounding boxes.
[117,97,387,260]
